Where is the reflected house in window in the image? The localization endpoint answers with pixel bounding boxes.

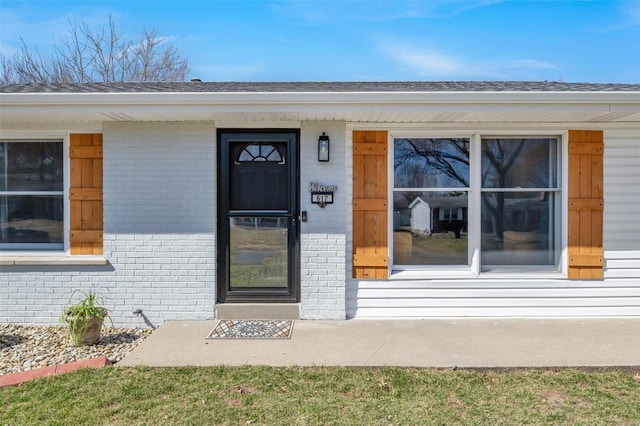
[396,194,468,236]
[431,195,467,236]
[408,197,431,234]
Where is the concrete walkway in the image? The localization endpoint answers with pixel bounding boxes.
[118,319,640,369]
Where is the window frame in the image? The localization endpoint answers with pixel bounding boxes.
[479,135,563,272]
[388,131,565,278]
[0,135,69,254]
[391,135,472,272]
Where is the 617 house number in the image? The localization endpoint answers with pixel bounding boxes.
[311,193,333,204]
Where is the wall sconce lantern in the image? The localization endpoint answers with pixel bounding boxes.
[318,132,330,162]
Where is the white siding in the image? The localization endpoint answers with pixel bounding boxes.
[347,128,640,319]
[603,129,640,263]
[347,279,640,318]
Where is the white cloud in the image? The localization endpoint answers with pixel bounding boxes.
[380,40,561,80]
[591,0,640,32]
[382,42,464,76]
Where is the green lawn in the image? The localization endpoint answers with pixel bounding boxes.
[2,367,639,425]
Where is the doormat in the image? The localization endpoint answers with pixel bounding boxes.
[207,320,294,339]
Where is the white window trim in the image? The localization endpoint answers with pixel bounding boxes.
[388,130,566,279]
[0,137,67,252]
[0,130,104,263]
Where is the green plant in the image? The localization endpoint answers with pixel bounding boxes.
[61,289,112,346]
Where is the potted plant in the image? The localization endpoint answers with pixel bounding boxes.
[62,290,111,346]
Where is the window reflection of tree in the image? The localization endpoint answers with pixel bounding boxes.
[395,138,469,187]
[481,139,526,240]
[394,138,469,209]
[482,139,554,240]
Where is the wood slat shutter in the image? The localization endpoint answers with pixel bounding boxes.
[568,130,604,279]
[69,133,103,255]
[353,130,388,278]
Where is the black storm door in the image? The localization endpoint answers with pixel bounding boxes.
[217,130,299,303]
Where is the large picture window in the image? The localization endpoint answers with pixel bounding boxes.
[392,135,561,272]
[0,140,64,250]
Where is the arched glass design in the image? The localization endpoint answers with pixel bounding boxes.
[236,143,284,163]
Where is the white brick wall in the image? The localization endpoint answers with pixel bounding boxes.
[0,234,216,327]
[300,233,346,319]
[0,122,218,327]
[297,123,348,319]
[103,233,216,325]
[1,121,351,326]
[104,122,216,233]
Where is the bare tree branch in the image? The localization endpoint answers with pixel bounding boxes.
[1,16,190,84]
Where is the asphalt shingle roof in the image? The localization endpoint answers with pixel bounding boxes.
[2,81,640,93]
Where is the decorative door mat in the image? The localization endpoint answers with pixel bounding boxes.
[207,320,294,339]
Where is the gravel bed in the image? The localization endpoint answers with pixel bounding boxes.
[0,323,153,376]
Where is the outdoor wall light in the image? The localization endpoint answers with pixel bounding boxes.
[318,132,330,162]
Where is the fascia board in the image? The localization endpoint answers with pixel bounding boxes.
[0,92,640,112]
[2,91,640,106]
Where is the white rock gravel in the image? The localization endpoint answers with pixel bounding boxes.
[0,323,153,375]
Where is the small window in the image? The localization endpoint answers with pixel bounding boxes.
[236,143,284,163]
[0,140,64,250]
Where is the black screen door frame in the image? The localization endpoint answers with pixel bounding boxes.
[217,129,300,303]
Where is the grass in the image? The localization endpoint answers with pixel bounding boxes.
[2,367,639,425]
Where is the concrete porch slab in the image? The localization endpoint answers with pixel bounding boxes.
[118,319,640,368]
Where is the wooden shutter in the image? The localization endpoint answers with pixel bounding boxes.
[69,133,103,255]
[568,130,604,279]
[353,130,388,278]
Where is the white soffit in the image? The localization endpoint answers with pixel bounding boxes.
[1,91,640,124]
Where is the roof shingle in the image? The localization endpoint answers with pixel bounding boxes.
[2,81,639,94]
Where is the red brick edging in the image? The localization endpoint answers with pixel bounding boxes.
[0,357,111,388]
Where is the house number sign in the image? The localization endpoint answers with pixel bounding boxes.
[310,182,338,207]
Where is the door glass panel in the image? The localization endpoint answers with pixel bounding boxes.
[229,217,288,288]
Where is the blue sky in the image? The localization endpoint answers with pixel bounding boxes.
[1,0,639,83]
